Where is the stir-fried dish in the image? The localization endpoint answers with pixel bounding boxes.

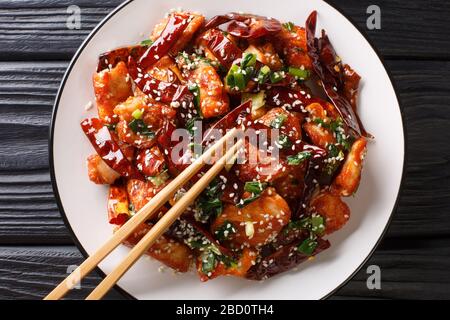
[81,10,370,281]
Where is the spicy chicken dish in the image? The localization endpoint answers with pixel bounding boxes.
[81,10,370,281]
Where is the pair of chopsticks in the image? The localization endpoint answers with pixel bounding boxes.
[45,128,243,300]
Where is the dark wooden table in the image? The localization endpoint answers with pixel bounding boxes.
[0,0,449,300]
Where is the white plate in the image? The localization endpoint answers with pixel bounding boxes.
[50,0,404,300]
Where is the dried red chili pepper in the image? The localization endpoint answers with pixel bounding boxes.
[97,45,148,72]
[202,100,252,145]
[138,13,192,69]
[246,237,330,280]
[157,121,193,175]
[197,29,242,69]
[306,11,370,138]
[265,87,312,112]
[205,13,282,39]
[80,118,142,179]
[135,146,166,177]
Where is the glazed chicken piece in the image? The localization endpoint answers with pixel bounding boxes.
[146,55,184,83]
[151,12,205,54]
[127,179,169,212]
[331,137,367,196]
[259,107,303,142]
[310,191,350,235]
[123,223,193,272]
[188,61,229,118]
[236,142,289,183]
[114,95,176,149]
[271,162,307,202]
[86,154,120,185]
[274,23,312,69]
[244,43,283,70]
[302,102,337,149]
[196,248,256,282]
[93,61,132,124]
[211,188,291,248]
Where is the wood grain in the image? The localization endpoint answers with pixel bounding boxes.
[0,0,449,60]
[0,62,69,244]
[0,246,124,299]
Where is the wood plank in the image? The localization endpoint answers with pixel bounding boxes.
[1,60,449,243]
[0,243,448,300]
[0,0,449,60]
[0,246,124,299]
[0,61,69,244]
[334,237,450,299]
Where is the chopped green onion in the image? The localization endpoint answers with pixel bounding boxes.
[237,194,261,208]
[214,221,237,241]
[195,178,223,223]
[287,151,312,165]
[140,39,154,46]
[282,22,295,32]
[234,72,246,90]
[244,181,267,194]
[148,170,170,187]
[188,83,201,111]
[226,64,246,90]
[241,53,257,69]
[270,71,284,84]
[185,117,201,136]
[297,238,318,255]
[242,91,266,111]
[128,119,155,137]
[276,134,292,149]
[311,215,325,235]
[201,251,217,274]
[288,67,310,80]
[270,114,288,129]
[257,65,271,84]
[131,108,143,120]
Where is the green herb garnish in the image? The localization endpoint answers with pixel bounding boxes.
[237,194,261,208]
[194,178,223,223]
[226,64,246,90]
[214,221,237,241]
[131,108,143,120]
[282,22,295,32]
[188,83,201,111]
[288,67,310,80]
[275,134,292,149]
[148,170,169,187]
[201,251,217,274]
[311,215,325,235]
[241,53,257,69]
[270,114,288,129]
[297,238,318,255]
[140,39,154,46]
[244,181,267,194]
[185,117,201,136]
[257,65,271,84]
[270,71,284,84]
[287,151,312,165]
[128,119,155,137]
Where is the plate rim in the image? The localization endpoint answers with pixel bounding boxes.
[49,0,406,300]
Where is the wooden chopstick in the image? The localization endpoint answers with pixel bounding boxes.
[44,127,240,300]
[85,137,244,300]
